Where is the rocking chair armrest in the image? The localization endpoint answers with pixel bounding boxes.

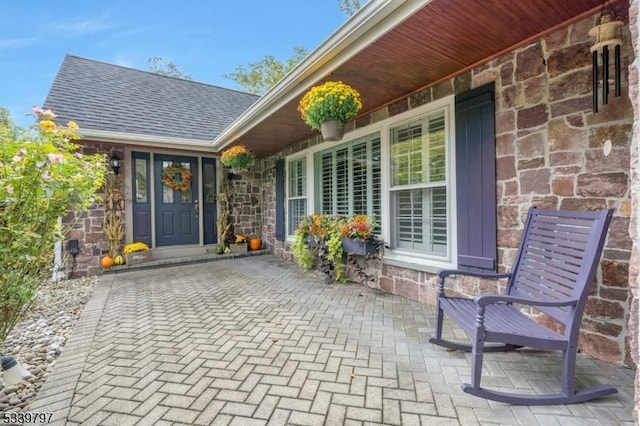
[436,270,512,294]
[475,293,579,308]
[438,269,512,280]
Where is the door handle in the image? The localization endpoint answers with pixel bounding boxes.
[194,199,199,217]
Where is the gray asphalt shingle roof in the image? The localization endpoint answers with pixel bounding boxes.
[43,55,259,142]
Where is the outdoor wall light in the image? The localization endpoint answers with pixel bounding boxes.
[227,171,242,181]
[1,355,31,386]
[110,153,121,175]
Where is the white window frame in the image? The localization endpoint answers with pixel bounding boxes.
[286,156,308,237]
[285,96,456,272]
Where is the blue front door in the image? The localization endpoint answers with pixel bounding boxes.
[154,154,199,246]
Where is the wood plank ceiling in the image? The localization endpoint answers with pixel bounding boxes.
[229,0,607,157]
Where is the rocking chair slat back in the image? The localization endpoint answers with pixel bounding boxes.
[508,208,613,326]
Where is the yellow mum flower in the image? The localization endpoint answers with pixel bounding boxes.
[297,81,362,130]
[39,120,57,132]
[67,121,79,130]
[220,145,255,170]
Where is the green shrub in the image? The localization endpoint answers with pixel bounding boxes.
[0,107,106,341]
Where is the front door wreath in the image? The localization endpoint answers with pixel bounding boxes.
[162,164,192,192]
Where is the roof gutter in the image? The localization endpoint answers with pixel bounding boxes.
[79,129,215,150]
[211,0,431,151]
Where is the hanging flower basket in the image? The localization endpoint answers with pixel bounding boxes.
[161,164,192,192]
[298,81,362,140]
[220,145,255,172]
[320,119,344,141]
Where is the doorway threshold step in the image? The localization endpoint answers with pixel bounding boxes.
[103,248,268,274]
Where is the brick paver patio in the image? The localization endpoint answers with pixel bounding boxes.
[29,256,635,425]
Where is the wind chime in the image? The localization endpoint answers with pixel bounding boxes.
[590,8,623,113]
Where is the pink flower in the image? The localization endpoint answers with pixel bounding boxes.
[47,153,65,164]
[12,149,26,162]
[32,106,56,119]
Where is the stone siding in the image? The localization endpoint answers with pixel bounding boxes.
[265,10,635,366]
[64,142,124,277]
[627,0,640,421]
[225,166,264,237]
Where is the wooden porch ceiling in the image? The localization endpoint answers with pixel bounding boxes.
[231,0,606,158]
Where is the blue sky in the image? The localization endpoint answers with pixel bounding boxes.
[0,1,348,127]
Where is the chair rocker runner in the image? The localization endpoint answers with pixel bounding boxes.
[430,207,617,405]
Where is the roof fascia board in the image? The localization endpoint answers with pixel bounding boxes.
[212,0,431,150]
[79,129,214,150]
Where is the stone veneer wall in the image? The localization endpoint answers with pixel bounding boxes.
[226,165,264,237]
[627,0,640,420]
[64,142,124,278]
[262,10,635,366]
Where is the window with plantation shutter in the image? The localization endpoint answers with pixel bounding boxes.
[352,142,367,214]
[390,110,448,257]
[287,158,307,235]
[315,133,381,228]
[320,152,333,214]
[336,147,349,215]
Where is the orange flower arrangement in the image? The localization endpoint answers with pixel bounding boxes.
[341,214,377,240]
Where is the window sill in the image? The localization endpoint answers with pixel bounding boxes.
[382,251,455,275]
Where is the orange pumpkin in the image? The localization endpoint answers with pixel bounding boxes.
[249,238,262,251]
[100,256,115,268]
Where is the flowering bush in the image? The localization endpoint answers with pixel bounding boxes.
[295,214,345,242]
[298,81,362,130]
[341,214,377,240]
[220,145,255,171]
[292,214,347,282]
[0,106,106,341]
[122,242,150,254]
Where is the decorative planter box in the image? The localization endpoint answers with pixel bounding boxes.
[228,242,248,254]
[341,238,380,256]
[305,238,323,248]
[124,250,152,265]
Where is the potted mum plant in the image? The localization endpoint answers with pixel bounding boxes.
[122,241,152,265]
[220,145,255,172]
[298,81,362,141]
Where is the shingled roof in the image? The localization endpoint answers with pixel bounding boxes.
[43,55,259,142]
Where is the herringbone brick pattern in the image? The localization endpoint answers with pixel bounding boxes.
[29,257,634,425]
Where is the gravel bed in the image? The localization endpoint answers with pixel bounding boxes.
[0,276,99,414]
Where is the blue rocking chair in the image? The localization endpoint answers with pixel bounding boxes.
[430,207,617,405]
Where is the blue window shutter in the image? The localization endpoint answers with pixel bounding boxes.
[275,159,285,241]
[455,83,497,272]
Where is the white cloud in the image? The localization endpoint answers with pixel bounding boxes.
[48,17,115,36]
[0,37,38,49]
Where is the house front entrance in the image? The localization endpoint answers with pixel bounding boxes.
[131,152,217,249]
[155,154,199,246]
